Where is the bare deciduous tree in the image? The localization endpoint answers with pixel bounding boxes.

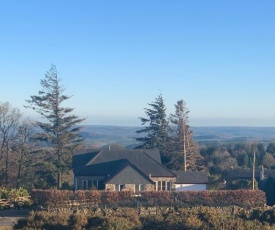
[15,118,37,188]
[0,102,22,185]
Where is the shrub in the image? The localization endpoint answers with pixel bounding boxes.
[68,213,88,230]
[0,187,9,199]
[13,207,275,230]
[86,216,109,229]
[61,182,72,190]
[8,187,29,200]
[140,191,173,206]
[13,211,70,230]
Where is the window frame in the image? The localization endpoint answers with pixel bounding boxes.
[155,181,172,191]
[82,180,88,190]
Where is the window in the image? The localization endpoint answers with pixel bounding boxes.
[98,181,104,190]
[115,184,125,191]
[135,184,146,192]
[157,181,162,191]
[140,184,146,191]
[91,180,98,189]
[119,184,125,191]
[161,181,166,190]
[167,181,171,191]
[135,184,139,192]
[82,180,88,190]
[155,181,172,191]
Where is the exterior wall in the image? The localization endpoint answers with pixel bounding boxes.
[76,176,177,191]
[125,184,135,192]
[105,165,157,192]
[151,177,176,183]
[105,184,115,191]
[151,177,176,191]
[175,184,206,191]
[146,184,155,191]
[76,176,104,190]
[106,183,152,192]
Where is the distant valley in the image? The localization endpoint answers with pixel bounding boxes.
[80,125,275,148]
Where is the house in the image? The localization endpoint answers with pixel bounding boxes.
[224,167,275,183]
[224,167,275,190]
[173,171,208,191]
[73,149,208,192]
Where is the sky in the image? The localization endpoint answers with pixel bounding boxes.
[1,1,275,127]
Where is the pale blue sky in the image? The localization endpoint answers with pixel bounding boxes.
[1,1,275,126]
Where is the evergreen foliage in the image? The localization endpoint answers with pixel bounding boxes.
[169,100,204,171]
[136,94,170,164]
[25,65,85,188]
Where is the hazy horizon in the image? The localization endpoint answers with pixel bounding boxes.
[1,1,275,127]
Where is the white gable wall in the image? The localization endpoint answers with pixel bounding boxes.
[175,184,206,191]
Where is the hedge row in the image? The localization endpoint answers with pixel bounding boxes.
[31,189,266,208]
[15,206,275,230]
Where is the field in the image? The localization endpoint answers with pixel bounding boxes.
[80,125,275,148]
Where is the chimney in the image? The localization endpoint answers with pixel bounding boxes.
[260,165,265,181]
[108,145,111,150]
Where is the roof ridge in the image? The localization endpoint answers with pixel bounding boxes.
[142,150,177,177]
[107,159,129,177]
[85,150,103,166]
[127,161,155,183]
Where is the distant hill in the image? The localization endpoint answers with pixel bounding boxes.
[192,126,275,143]
[80,125,275,148]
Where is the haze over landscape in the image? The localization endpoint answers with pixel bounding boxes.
[2,2,275,228]
[1,1,275,127]
[81,125,275,149]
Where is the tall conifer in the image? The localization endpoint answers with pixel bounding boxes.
[136,94,170,164]
[170,100,203,171]
[25,65,85,188]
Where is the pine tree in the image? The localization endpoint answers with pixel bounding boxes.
[170,100,203,171]
[25,65,85,188]
[136,94,170,163]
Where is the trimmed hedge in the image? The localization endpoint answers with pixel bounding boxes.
[172,190,266,207]
[31,189,266,208]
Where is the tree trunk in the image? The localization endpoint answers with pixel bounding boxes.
[58,171,62,189]
[183,124,187,171]
[17,152,23,188]
[4,146,9,186]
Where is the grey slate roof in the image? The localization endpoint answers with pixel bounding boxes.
[73,151,99,170]
[104,160,154,184]
[173,171,208,184]
[73,149,175,178]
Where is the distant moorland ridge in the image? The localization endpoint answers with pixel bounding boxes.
[80,125,275,148]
